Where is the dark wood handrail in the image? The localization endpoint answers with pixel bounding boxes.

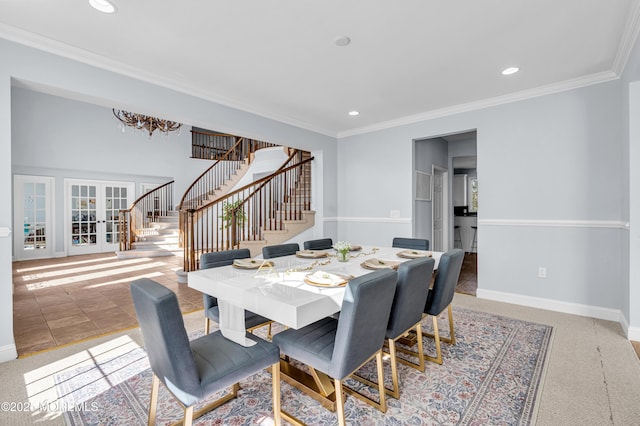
[118,180,175,251]
[178,136,246,211]
[181,155,313,271]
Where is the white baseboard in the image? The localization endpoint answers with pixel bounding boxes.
[55,251,66,258]
[477,288,624,324]
[628,326,640,341]
[0,344,18,363]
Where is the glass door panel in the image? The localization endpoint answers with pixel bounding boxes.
[70,184,98,248]
[14,175,54,260]
[67,180,133,255]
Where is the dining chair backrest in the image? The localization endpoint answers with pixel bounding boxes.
[425,249,464,316]
[303,238,333,250]
[262,243,300,259]
[329,269,398,380]
[386,257,435,339]
[131,278,202,405]
[200,249,251,310]
[200,249,251,269]
[392,237,430,251]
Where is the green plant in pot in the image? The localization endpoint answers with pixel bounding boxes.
[221,199,247,246]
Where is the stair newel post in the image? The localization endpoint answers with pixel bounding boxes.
[187,209,197,272]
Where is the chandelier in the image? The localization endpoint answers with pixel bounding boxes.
[112,109,182,138]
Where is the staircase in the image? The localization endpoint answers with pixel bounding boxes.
[180,150,314,272]
[117,130,315,267]
[117,211,180,258]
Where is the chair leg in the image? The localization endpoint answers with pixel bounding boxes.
[204,317,210,335]
[148,374,160,426]
[335,378,347,426]
[387,339,400,399]
[424,315,443,365]
[183,405,194,426]
[374,351,387,413]
[272,363,281,426]
[390,323,426,372]
[444,304,456,345]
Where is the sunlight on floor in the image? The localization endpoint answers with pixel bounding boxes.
[24,336,147,419]
[19,257,155,281]
[24,261,171,290]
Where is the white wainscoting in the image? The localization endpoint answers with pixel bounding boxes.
[0,344,18,363]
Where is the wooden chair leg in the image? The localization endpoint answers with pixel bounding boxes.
[183,405,194,426]
[272,363,281,426]
[148,374,160,426]
[204,317,210,335]
[335,378,347,426]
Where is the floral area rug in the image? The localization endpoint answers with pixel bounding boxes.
[58,307,553,425]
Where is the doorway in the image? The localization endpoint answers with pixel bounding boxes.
[13,175,55,260]
[65,179,134,255]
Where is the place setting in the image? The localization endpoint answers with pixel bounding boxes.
[303,270,353,287]
[360,258,402,270]
[396,249,433,259]
[232,258,274,269]
[295,250,330,259]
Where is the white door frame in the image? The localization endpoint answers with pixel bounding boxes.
[432,166,449,251]
[64,178,134,256]
[13,175,55,260]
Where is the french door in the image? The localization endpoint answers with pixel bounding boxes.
[65,179,134,255]
[13,175,54,260]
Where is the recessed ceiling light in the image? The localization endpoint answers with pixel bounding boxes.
[335,36,351,47]
[348,111,359,116]
[501,67,519,76]
[89,0,117,14]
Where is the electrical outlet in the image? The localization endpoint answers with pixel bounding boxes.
[537,267,547,278]
[390,210,400,218]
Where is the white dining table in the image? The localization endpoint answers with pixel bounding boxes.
[188,246,442,346]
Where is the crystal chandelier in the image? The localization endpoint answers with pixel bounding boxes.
[112,109,182,138]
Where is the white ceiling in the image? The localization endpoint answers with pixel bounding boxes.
[1,1,638,137]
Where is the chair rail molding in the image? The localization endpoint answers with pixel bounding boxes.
[478,219,629,230]
[324,216,411,224]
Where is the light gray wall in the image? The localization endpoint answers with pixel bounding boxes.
[622,32,640,333]
[11,87,206,254]
[338,79,626,317]
[0,38,338,361]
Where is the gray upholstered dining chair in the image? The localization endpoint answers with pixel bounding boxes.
[272,269,398,426]
[200,250,273,336]
[262,243,300,259]
[392,237,430,251]
[423,248,464,364]
[352,257,435,399]
[303,238,333,250]
[130,278,281,426]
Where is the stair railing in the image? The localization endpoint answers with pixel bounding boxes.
[182,154,313,272]
[190,129,277,160]
[118,180,174,251]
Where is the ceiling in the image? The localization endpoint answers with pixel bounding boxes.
[1,1,638,137]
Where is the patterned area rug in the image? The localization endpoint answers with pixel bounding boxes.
[58,307,553,425]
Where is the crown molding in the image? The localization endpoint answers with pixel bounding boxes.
[612,0,640,75]
[0,24,337,138]
[337,71,619,138]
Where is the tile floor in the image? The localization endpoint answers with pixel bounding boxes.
[12,253,203,356]
[12,250,480,358]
